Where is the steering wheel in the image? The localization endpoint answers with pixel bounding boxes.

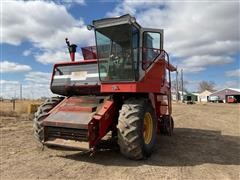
[110,54,120,65]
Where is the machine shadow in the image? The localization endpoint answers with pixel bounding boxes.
[59,128,240,167]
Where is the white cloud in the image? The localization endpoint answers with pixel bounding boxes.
[23,49,32,56]
[2,0,93,64]
[216,80,240,90]
[107,1,239,73]
[180,66,205,73]
[21,84,54,99]
[182,56,233,67]
[3,1,75,45]
[226,69,240,77]
[0,80,20,99]
[224,80,240,88]
[0,81,54,99]
[106,1,164,17]
[0,61,32,73]
[30,20,94,50]
[0,71,55,99]
[60,0,86,6]
[24,71,52,84]
[0,80,19,85]
[35,50,83,64]
[23,71,55,98]
[178,55,233,73]
[74,0,85,5]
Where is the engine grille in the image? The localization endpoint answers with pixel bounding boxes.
[45,126,88,141]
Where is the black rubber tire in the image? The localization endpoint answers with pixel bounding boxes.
[159,115,174,136]
[117,98,157,160]
[33,97,64,143]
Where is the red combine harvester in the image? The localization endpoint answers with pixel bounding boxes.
[33,14,176,160]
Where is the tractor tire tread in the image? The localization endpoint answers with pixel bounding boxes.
[33,96,63,143]
[118,98,155,160]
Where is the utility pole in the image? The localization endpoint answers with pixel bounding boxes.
[181,69,184,103]
[20,84,22,100]
[176,70,179,102]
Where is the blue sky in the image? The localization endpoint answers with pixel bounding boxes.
[1,0,239,99]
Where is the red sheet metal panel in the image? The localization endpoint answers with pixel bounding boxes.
[42,96,116,151]
[89,99,116,148]
[43,111,92,129]
[43,96,105,129]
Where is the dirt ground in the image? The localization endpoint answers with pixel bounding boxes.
[1,102,240,180]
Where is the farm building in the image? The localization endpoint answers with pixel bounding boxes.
[172,91,187,101]
[209,88,240,103]
[172,91,198,102]
[198,90,213,102]
[183,93,198,102]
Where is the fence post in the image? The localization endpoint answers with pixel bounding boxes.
[12,99,15,111]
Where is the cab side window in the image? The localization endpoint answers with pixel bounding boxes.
[142,32,161,70]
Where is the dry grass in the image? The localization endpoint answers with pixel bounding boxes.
[0,100,42,116]
[1,101,239,179]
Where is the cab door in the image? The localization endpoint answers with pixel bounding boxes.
[138,28,163,80]
[142,28,163,69]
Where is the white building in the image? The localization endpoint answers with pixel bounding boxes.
[198,90,213,102]
[172,90,187,101]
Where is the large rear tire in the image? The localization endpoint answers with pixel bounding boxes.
[33,97,64,143]
[117,98,157,160]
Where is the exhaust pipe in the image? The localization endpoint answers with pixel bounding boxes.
[65,38,77,62]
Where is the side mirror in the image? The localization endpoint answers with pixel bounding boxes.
[87,24,94,31]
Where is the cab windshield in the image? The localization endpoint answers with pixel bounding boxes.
[95,24,139,82]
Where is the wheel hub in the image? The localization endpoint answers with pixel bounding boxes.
[143,112,153,144]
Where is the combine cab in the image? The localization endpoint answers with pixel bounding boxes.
[33,14,176,160]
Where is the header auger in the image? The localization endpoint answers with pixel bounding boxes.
[33,14,176,160]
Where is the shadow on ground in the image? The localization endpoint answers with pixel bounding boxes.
[59,128,240,167]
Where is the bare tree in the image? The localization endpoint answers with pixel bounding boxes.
[198,81,215,92]
[171,80,188,92]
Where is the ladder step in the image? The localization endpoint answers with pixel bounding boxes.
[156,102,169,106]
